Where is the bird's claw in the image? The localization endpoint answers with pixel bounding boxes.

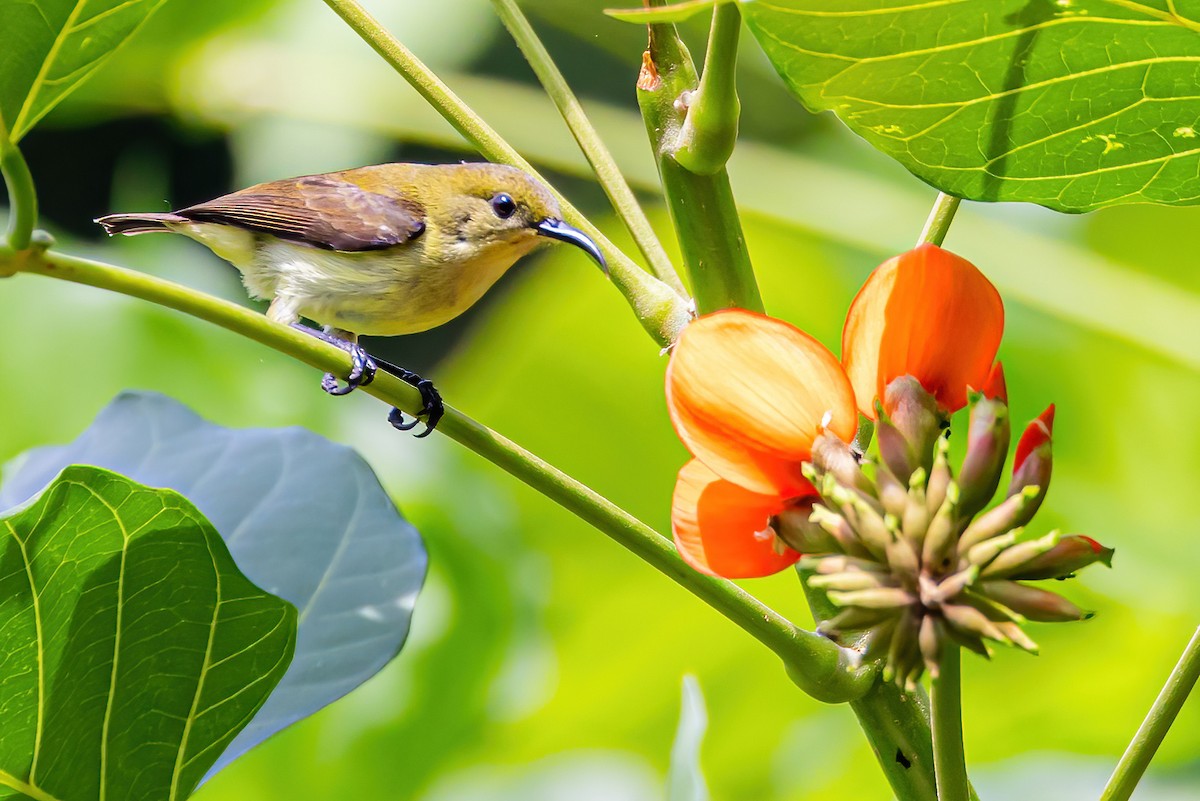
[288,323,441,437]
[387,379,444,438]
[321,343,377,396]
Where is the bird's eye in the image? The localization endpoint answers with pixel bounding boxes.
[491,193,517,219]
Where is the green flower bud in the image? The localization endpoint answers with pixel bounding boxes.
[877,464,910,518]
[774,504,838,554]
[811,431,873,495]
[1005,535,1114,581]
[958,487,1038,552]
[980,530,1063,578]
[883,375,944,473]
[827,587,914,609]
[810,504,871,558]
[921,482,960,572]
[926,434,953,515]
[808,570,894,592]
[956,393,1011,520]
[942,603,1007,644]
[875,407,917,483]
[979,580,1090,622]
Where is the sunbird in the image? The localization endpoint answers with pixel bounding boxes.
[97,162,606,435]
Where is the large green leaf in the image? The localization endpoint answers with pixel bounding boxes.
[0,392,428,782]
[0,0,167,142]
[740,0,1200,212]
[0,465,295,801]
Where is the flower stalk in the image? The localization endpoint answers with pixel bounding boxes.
[321,0,691,347]
[637,5,763,314]
[930,640,969,801]
[919,193,961,248]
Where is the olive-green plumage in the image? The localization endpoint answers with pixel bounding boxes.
[97,162,604,339]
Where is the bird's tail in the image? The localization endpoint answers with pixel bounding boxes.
[95,212,188,236]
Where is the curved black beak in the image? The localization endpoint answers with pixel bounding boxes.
[536,218,607,274]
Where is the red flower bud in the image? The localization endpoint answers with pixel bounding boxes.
[980,362,1007,403]
[1008,405,1055,528]
[999,533,1114,581]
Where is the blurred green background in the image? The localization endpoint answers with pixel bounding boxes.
[3,0,1199,798]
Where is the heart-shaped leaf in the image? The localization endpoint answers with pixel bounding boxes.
[0,0,168,142]
[0,391,428,780]
[0,465,295,801]
[741,0,1200,212]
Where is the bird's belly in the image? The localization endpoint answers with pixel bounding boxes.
[256,243,519,336]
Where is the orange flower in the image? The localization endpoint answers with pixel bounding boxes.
[842,244,1004,419]
[666,310,857,578]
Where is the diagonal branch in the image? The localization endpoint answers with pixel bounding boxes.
[1100,625,1200,801]
[0,244,873,705]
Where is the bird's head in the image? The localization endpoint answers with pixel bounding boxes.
[422,163,606,272]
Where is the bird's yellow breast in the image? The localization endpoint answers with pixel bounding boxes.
[171,221,539,336]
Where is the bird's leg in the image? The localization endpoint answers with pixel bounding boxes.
[377,362,444,438]
[289,324,377,396]
[287,324,443,436]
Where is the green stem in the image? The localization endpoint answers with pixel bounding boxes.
[637,11,763,314]
[918,193,961,248]
[0,123,37,250]
[489,0,684,296]
[321,0,690,347]
[673,3,741,175]
[798,566,965,801]
[850,682,939,801]
[1,244,873,704]
[930,642,969,801]
[1100,625,1200,801]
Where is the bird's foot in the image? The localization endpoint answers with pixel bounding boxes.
[379,365,444,438]
[291,324,377,396]
[288,324,443,436]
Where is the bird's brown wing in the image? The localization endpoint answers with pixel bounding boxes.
[177,175,426,251]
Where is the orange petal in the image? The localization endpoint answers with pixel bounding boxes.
[666,309,858,496]
[842,260,893,419]
[671,459,803,578]
[843,244,1004,417]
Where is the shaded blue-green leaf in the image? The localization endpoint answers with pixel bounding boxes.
[667,675,710,801]
[0,465,295,801]
[741,0,1200,212]
[0,0,168,142]
[0,391,428,779]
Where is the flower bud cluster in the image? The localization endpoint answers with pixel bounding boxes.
[779,376,1112,689]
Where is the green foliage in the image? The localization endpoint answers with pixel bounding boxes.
[0,466,295,801]
[0,392,428,781]
[741,0,1200,212]
[3,0,1200,798]
[0,0,167,142]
